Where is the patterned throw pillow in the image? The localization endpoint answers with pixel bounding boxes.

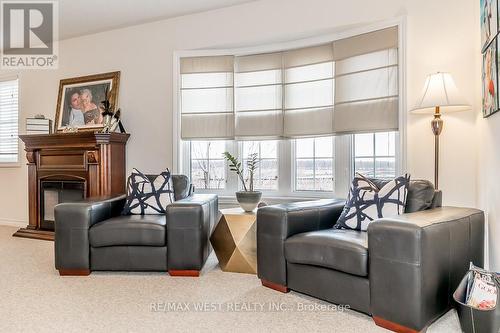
[335,173,410,231]
[122,168,174,215]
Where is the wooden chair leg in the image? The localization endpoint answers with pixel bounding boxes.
[168,270,200,277]
[58,269,91,276]
[261,279,289,293]
[373,316,426,333]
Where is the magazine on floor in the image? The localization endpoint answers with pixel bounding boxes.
[465,263,499,310]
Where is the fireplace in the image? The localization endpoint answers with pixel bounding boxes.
[16,132,129,240]
[40,180,85,230]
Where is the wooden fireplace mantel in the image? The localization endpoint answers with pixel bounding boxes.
[15,132,130,241]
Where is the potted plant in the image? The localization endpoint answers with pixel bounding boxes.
[223,151,262,212]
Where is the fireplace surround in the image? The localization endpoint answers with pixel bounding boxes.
[16,132,129,240]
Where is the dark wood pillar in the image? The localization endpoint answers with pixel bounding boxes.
[26,150,38,230]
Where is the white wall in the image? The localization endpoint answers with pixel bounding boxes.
[0,0,482,250]
[477,112,500,269]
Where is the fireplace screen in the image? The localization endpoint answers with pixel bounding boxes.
[40,181,85,230]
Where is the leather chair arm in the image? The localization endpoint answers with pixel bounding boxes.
[166,194,218,271]
[257,199,345,286]
[368,207,484,331]
[54,195,126,271]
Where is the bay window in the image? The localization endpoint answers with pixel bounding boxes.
[179,25,402,198]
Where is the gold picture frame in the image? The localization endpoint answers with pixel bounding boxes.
[54,71,120,132]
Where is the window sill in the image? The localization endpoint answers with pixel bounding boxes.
[0,162,21,168]
[216,194,345,208]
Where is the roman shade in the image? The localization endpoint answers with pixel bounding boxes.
[333,27,399,134]
[283,44,334,137]
[180,56,234,139]
[0,78,19,163]
[234,52,283,139]
[179,26,399,140]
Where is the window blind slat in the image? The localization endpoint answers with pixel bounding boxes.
[235,52,282,73]
[0,78,18,162]
[180,56,234,74]
[332,27,398,60]
[284,107,334,137]
[181,113,234,139]
[284,44,334,68]
[333,97,399,134]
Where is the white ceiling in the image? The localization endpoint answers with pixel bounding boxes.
[58,0,257,40]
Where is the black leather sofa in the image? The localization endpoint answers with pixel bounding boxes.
[257,180,484,333]
[54,175,218,277]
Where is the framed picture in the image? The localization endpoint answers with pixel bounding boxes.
[481,0,498,52]
[482,38,498,117]
[54,71,120,132]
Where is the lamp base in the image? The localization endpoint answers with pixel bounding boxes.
[431,106,443,190]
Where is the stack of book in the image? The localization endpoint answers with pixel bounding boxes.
[466,263,499,309]
[26,118,52,135]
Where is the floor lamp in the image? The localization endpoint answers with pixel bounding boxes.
[411,72,469,190]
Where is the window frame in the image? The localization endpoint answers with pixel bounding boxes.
[0,75,20,168]
[240,140,280,192]
[293,137,335,193]
[353,132,399,179]
[173,18,407,199]
[189,140,228,191]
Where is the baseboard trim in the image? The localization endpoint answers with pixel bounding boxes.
[13,228,54,241]
[0,218,26,228]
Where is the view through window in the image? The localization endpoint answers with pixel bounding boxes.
[354,132,397,178]
[190,141,226,190]
[188,132,397,193]
[295,137,334,191]
[242,141,278,190]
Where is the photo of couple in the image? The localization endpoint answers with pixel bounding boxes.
[55,72,120,132]
[64,85,107,127]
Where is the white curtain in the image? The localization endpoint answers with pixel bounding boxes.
[333,27,399,134]
[180,56,234,139]
[179,26,399,140]
[234,52,283,139]
[283,44,334,137]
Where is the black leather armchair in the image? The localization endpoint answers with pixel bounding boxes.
[54,175,218,277]
[257,180,484,333]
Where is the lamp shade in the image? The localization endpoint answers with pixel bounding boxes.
[411,72,470,114]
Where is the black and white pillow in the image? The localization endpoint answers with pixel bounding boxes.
[335,173,410,231]
[122,168,174,215]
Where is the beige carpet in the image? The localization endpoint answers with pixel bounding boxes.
[0,226,462,333]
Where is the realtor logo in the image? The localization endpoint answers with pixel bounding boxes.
[1,1,58,69]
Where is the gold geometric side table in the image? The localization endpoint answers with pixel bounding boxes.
[210,207,257,275]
